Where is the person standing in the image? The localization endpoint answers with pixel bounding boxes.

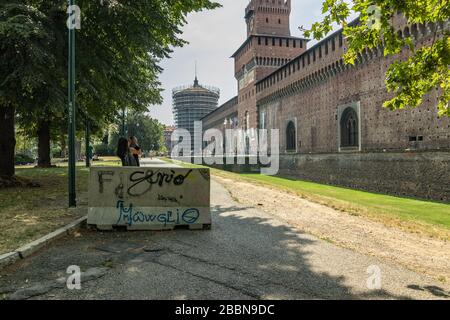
[117,137,137,166]
[129,136,142,167]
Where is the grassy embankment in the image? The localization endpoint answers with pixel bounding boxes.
[163,158,450,239]
[0,158,121,254]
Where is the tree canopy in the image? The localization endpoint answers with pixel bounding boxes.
[0,0,220,177]
[303,0,449,116]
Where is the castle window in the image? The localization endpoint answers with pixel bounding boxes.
[258,37,261,45]
[245,111,250,131]
[286,39,290,47]
[279,38,283,47]
[278,19,281,24]
[300,40,303,48]
[272,38,276,46]
[266,17,269,23]
[325,42,329,54]
[339,34,343,47]
[260,111,266,129]
[286,121,296,152]
[340,107,359,148]
[265,37,268,45]
[332,39,336,51]
[293,40,297,48]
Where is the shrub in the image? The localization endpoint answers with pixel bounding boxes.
[15,153,35,165]
[93,144,115,156]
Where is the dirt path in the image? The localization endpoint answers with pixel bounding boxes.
[214,176,450,282]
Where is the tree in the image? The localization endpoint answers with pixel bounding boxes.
[0,0,220,180]
[126,112,165,152]
[303,0,449,116]
[0,3,59,176]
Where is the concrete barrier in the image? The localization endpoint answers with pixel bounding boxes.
[87,167,211,230]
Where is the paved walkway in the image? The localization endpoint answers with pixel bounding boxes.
[0,166,449,299]
[140,158,180,168]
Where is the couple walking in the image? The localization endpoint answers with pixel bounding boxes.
[117,136,142,167]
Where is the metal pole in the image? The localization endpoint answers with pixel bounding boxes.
[85,120,90,168]
[121,107,126,137]
[68,0,77,207]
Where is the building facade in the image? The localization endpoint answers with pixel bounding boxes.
[163,125,176,154]
[173,77,220,150]
[201,0,450,201]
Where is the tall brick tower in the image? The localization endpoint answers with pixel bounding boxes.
[232,0,307,129]
[246,0,291,36]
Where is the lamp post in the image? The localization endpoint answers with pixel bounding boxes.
[85,120,91,168]
[68,0,77,207]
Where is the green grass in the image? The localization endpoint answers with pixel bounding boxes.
[0,158,121,254]
[235,174,450,230]
[163,157,450,237]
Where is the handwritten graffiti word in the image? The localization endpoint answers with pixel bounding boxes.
[98,171,114,193]
[116,200,199,227]
[158,194,180,204]
[127,169,193,196]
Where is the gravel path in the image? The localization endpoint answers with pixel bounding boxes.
[0,179,449,300]
[214,176,450,282]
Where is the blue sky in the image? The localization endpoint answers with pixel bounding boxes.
[149,0,325,125]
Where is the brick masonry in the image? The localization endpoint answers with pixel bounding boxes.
[278,152,450,202]
[201,1,450,200]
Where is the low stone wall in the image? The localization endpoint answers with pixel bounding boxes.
[278,152,450,202]
[200,152,450,201]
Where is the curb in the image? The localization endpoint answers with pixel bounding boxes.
[0,216,87,270]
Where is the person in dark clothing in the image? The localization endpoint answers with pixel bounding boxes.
[129,136,141,167]
[117,137,137,166]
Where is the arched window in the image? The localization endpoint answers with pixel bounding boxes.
[286,121,296,151]
[340,107,359,147]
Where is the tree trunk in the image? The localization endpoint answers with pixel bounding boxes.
[37,120,52,168]
[0,104,16,178]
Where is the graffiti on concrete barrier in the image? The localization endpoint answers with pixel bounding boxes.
[158,194,180,204]
[127,169,193,196]
[98,171,115,193]
[114,173,126,199]
[116,200,199,227]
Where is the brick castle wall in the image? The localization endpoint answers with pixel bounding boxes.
[200,3,450,200]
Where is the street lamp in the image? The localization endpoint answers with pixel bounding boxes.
[68,0,77,207]
[85,119,91,168]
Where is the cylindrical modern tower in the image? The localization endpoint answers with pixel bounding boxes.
[173,77,220,151]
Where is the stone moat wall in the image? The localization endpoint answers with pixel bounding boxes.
[200,152,450,202]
